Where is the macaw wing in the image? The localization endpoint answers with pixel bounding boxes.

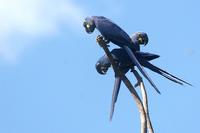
[110,77,121,121]
[123,46,161,94]
[94,17,133,48]
[135,51,160,61]
[111,48,131,65]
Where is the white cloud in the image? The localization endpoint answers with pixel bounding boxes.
[0,0,86,63]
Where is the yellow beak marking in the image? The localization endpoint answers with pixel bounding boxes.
[138,37,143,43]
[86,24,90,28]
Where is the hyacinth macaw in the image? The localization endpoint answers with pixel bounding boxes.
[83,16,161,94]
[96,48,192,120]
[95,32,192,120]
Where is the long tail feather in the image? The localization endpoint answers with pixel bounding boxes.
[141,59,192,86]
[154,65,192,86]
[123,46,161,94]
[110,77,121,121]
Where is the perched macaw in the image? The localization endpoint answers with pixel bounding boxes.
[95,32,192,120]
[83,16,161,94]
[96,32,149,74]
[96,48,192,120]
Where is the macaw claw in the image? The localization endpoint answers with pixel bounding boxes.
[96,35,110,47]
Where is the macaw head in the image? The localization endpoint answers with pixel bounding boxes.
[95,55,111,75]
[131,32,149,46]
[83,17,96,34]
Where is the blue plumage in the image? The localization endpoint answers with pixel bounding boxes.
[84,16,161,94]
[96,48,191,120]
[83,16,192,121]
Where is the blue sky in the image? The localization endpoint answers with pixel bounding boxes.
[0,0,199,133]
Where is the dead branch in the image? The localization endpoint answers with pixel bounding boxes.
[96,35,147,133]
[133,70,154,133]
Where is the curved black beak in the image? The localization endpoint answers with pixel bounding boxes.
[143,35,149,46]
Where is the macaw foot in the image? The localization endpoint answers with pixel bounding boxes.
[96,35,110,47]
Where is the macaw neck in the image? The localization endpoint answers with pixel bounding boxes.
[131,40,140,51]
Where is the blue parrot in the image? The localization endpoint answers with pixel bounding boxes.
[83,16,161,94]
[95,32,192,120]
[96,48,192,120]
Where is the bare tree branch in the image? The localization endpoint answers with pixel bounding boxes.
[133,70,154,133]
[96,35,147,133]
